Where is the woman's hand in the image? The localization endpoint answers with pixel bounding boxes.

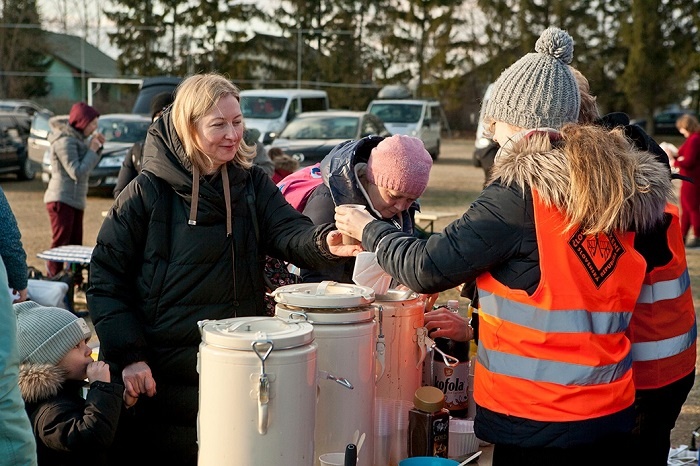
[334,205,375,244]
[12,288,27,303]
[122,361,157,403]
[89,133,105,152]
[326,230,364,257]
[424,307,474,342]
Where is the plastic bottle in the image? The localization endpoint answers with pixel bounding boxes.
[408,386,450,458]
[423,300,470,418]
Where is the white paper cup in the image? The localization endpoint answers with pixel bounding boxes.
[319,452,345,466]
[339,204,366,245]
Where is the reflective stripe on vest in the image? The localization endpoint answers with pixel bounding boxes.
[479,290,632,334]
[629,204,697,389]
[479,291,633,386]
[474,189,644,422]
[637,268,690,304]
[631,323,697,361]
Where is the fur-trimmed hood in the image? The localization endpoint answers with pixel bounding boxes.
[18,362,69,404]
[489,126,674,234]
[274,154,299,174]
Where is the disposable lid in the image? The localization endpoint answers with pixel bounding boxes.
[413,386,445,413]
[200,316,313,350]
[272,281,375,308]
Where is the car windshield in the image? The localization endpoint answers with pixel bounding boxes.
[98,118,149,144]
[369,103,422,124]
[279,116,359,140]
[240,97,287,119]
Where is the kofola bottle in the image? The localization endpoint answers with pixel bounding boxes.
[408,386,450,458]
[424,300,469,418]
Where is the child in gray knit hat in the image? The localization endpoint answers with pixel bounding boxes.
[15,301,132,465]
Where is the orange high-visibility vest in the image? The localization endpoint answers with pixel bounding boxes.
[628,203,697,390]
[475,189,646,422]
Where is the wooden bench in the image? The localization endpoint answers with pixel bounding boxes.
[414,211,458,235]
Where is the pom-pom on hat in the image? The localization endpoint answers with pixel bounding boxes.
[366,135,432,197]
[68,102,100,132]
[14,301,92,366]
[482,27,581,130]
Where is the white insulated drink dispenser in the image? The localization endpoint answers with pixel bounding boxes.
[274,281,376,466]
[197,316,317,466]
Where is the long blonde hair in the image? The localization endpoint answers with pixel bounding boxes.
[172,73,255,173]
[561,123,654,234]
[493,124,671,236]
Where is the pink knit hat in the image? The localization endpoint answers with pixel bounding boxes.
[366,135,432,197]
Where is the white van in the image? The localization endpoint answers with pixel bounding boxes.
[473,83,495,167]
[366,99,442,159]
[240,89,329,144]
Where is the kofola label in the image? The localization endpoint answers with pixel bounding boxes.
[432,362,469,410]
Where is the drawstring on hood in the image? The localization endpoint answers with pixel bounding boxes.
[147,111,241,311]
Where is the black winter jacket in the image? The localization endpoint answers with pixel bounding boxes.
[301,136,419,283]
[19,363,123,466]
[87,110,339,463]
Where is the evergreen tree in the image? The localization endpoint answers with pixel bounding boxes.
[618,0,699,133]
[0,0,50,98]
[104,0,172,76]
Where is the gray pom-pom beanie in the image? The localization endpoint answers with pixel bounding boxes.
[14,301,92,365]
[482,27,581,130]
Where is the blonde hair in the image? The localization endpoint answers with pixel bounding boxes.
[570,67,599,124]
[560,124,645,234]
[172,73,255,173]
[676,113,700,134]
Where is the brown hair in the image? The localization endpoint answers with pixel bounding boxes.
[267,147,286,160]
[570,67,599,124]
[171,73,255,174]
[676,113,700,134]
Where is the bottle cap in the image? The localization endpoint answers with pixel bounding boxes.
[413,386,445,412]
[447,299,459,312]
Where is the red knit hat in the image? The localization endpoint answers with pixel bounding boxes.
[366,135,432,197]
[68,102,100,131]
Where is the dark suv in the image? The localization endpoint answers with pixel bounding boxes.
[132,76,181,115]
[0,112,34,180]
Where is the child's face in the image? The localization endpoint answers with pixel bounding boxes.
[58,339,93,381]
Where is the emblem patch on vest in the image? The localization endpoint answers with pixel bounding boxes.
[569,228,625,288]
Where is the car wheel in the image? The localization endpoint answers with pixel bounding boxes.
[17,157,36,181]
[430,140,440,161]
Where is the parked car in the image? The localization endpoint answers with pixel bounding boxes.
[268,110,391,166]
[42,113,151,195]
[28,110,60,164]
[0,111,34,180]
[240,89,330,145]
[366,99,442,160]
[631,110,699,136]
[131,76,181,115]
[0,99,49,117]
